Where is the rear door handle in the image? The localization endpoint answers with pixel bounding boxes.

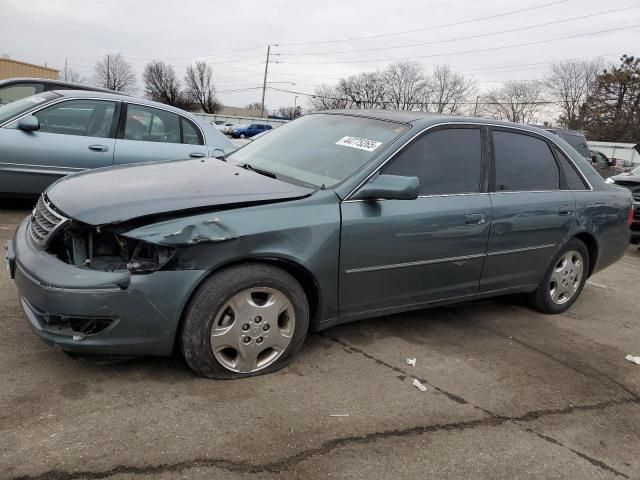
[465,213,485,225]
[88,144,109,152]
[189,152,206,158]
[558,205,574,216]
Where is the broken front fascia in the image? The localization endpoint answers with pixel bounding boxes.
[121,216,239,246]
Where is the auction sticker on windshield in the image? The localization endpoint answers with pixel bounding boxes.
[335,136,382,152]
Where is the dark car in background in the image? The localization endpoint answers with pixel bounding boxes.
[0,77,116,106]
[6,111,633,379]
[229,123,273,139]
[544,127,590,159]
[0,90,235,196]
[606,165,640,243]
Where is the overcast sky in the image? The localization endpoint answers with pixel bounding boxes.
[2,0,639,112]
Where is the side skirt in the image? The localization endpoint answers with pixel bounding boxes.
[314,284,537,331]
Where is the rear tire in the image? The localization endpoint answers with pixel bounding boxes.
[529,238,589,314]
[181,263,309,379]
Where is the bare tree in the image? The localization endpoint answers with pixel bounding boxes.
[277,106,303,119]
[383,61,428,110]
[59,68,87,84]
[544,59,604,129]
[245,102,264,113]
[425,65,476,114]
[308,84,349,111]
[142,61,185,107]
[338,72,386,109]
[94,53,137,93]
[481,80,546,124]
[184,61,221,114]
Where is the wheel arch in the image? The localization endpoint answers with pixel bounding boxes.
[173,256,322,352]
[572,231,598,277]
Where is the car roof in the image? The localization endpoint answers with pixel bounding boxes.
[0,77,119,94]
[51,89,199,117]
[316,109,558,135]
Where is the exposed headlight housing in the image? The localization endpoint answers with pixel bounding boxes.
[605,177,615,184]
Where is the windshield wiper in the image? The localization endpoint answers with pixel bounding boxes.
[240,163,277,179]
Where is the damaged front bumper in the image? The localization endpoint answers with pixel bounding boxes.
[8,217,205,356]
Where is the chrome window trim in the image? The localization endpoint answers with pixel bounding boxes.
[342,192,490,204]
[343,121,593,201]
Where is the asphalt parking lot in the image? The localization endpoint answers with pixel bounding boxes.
[1,199,639,480]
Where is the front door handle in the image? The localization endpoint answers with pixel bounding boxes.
[465,213,485,225]
[558,205,574,216]
[189,152,206,158]
[88,144,109,152]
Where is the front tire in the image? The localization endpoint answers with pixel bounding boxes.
[181,264,309,379]
[529,238,589,314]
[240,133,247,139]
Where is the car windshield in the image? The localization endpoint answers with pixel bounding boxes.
[0,91,60,124]
[228,114,408,188]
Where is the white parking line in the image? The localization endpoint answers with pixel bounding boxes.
[586,280,608,290]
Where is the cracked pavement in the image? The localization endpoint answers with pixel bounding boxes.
[1,199,639,480]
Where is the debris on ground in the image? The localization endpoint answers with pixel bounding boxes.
[412,379,428,392]
[406,358,416,366]
[625,354,640,365]
[329,414,349,417]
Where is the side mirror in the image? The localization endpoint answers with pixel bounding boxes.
[351,174,419,201]
[17,115,40,132]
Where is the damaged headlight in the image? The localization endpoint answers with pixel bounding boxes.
[47,225,174,274]
[127,239,174,274]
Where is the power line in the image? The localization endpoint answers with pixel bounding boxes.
[278,6,640,56]
[278,24,640,65]
[266,86,558,106]
[276,0,569,46]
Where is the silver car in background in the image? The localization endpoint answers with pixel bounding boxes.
[0,90,235,196]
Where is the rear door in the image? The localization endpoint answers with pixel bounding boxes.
[113,103,208,165]
[480,128,575,292]
[0,98,117,194]
[339,126,492,315]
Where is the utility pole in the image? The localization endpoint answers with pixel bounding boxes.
[106,55,110,90]
[473,95,480,116]
[293,95,298,119]
[64,57,68,81]
[260,45,271,118]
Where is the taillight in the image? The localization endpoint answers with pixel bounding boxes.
[629,207,634,226]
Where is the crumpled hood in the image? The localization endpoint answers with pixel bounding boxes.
[46,158,313,225]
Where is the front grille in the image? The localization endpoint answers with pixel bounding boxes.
[29,195,68,246]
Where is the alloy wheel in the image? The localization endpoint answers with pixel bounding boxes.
[549,250,584,305]
[210,287,296,373]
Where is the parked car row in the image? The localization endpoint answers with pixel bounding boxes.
[209,120,274,139]
[5,111,634,379]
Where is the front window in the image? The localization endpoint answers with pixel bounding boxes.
[228,114,408,188]
[0,91,59,124]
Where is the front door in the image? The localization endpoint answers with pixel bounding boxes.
[0,99,117,194]
[339,126,492,316]
[480,128,576,291]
